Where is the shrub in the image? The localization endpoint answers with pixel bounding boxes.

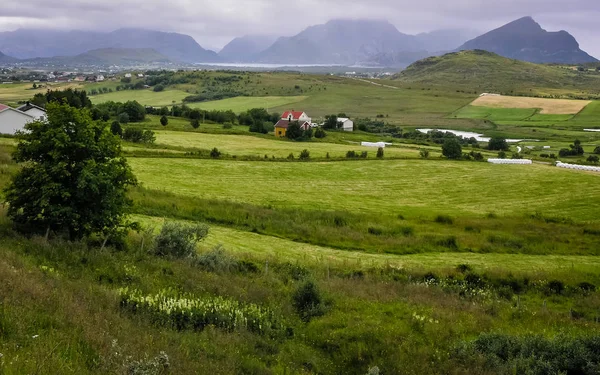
[150,221,209,258]
[160,115,168,126]
[377,147,384,158]
[578,282,596,292]
[346,150,357,158]
[299,149,310,160]
[594,146,600,154]
[456,264,473,273]
[360,151,368,159]
[487,137,509,151]
[587,155,599,163]
[442,138,462,159]
[123,128,155,144]
[193,246,238,273]
[118,112,130,124]
[314,127,327,138]
[110,121,122,136]
[190,119,200,129]
[435,215,454,225]
[223,123,232,129]
[210,147,221,158]
[497,151,506,159]
[459,333,600,375]
[419,149,429,158]
[287,153,294,160]
[292,280,326,323]
[545,280,565,295]
[153,84,165,92]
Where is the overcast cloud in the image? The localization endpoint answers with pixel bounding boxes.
[1,0,598,57]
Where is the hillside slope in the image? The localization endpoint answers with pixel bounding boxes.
[218,35,277,62]
[395,50,600,96]
[0,51,18,64]
[458,17,597,64]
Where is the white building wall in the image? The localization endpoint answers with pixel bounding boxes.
[24,108,46,121]
[0,109,34,134]
[341,119,353,132]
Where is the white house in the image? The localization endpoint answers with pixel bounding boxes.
[17,102,47,121]
[337,117,354,132]
[137,73,144,78]
[124,73,132,78]
[96,75,105,82]
[282,110,311,125]
[0,103,35,135]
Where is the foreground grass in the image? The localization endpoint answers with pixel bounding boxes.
[129,158,600,221]
[0,214,599,374]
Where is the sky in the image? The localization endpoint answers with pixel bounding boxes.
[0,0,599,57]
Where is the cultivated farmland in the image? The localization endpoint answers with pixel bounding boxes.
[471,94,591,114]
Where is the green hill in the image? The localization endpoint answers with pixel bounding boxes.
[394,50,600,98]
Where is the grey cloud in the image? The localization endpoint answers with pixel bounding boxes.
[0,0,598,56]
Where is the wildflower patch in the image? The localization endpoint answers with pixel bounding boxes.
[118,288,284,336]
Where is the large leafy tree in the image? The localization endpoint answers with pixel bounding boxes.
[442,138,463,159]
[4,102,137,240]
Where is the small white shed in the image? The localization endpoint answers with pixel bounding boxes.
[338,117,354,132]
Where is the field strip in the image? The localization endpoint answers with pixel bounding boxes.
[471,95,591,114]
[134,215,600,273]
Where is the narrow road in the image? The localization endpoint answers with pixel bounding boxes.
[351,78,399,90]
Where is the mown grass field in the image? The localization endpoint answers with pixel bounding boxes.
[186,95,308,112]
[153,130,440,158]
[129,158,600,221]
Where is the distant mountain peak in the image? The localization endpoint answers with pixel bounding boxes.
[457,16,597,63]
[499,16,543,33]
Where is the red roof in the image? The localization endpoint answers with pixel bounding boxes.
[282,111,304,120]
[0,104,10,112]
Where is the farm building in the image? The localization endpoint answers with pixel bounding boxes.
[282,110,311,125]
[274,119,311,138]
[17,102,47,121]
[0,103,36,135]
[337,117,354,132]
[275,111,312,137]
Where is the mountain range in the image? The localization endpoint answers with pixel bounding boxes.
[0,28,220,63]
[0,17,596,67]
[457,17,597,64]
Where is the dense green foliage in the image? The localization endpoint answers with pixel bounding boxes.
[31,88,92,109]
[4,103,136,240]
[442,138,463,159]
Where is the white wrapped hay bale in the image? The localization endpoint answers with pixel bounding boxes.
[487,159,533,165]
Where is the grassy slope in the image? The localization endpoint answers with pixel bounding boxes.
[186,96,308,112]
[90,89,190,107]
[132,215,600,276]
[394,50,600,97]
[129,158,600,221]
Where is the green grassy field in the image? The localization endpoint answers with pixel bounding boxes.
[90,89,190,106]
[129,158,600,221]
[153,130,440,159]
[187,95,308,112]
[136,215,600,274]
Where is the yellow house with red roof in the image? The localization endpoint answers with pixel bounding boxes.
[274,110,312,137]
